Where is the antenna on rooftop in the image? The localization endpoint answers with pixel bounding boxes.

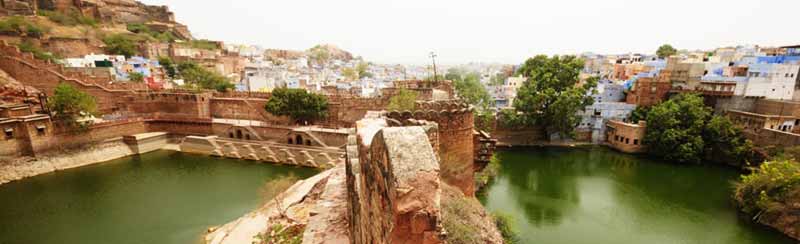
[430,52,438,83]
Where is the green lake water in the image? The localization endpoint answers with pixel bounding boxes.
[479,146,795,244]
[0,150,318,244]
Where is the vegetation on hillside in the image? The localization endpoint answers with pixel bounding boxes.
[16,40,59,62]
[512,55,598,139]
[126,23,177,42]
[642,93,753,165]
[254,223,303,244]
[158,56,177,78]
[475,155,501,193]
[47,83,96,128]
[38,9,97,27]
[102,33,140,57]
[187,39,219,50]
[0,16,49,37]
[387,88,417,111]
[492,211,521,244]
[255,174,303,244]
[734,160,800,220]
[264,88,329,124]
[441,183,504,244]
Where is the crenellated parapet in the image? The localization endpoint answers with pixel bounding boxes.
[385,100,476,196]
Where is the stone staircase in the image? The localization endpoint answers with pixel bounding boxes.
[180,136,343,168]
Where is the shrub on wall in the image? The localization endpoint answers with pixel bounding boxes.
[387,88,417,111]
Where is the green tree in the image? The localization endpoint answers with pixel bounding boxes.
[387,88,418,111]
[703,116,754,166]
[489,73,508,86]
[734,160,800,217]
[356,61,373,78]
[103,34,139,57]
[644,93,710,164]
[644,93,755,165]
[128,72,144,82]
[454,72,491,108]
[265,88,328,124]
[657,44,677,59]
[47,83,97,127]
[158,56,177,79]
[177,62,233,92]
[628,106,651,124]
[475,109,495,132]
[513,55,597,139]
[342,67,358,81]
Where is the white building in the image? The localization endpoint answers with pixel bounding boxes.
[578,102,637,143]
[739,63,799,100]
[62,54,125,68]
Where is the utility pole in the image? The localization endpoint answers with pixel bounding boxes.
[429,52,438,83]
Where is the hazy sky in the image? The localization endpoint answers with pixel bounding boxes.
[140,0,800,65]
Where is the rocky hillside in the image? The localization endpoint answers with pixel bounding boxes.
[0,0,193,58]
[0,68,40,104]
[265,44,355,63]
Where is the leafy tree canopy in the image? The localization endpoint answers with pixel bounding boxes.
[265,88,328,124]
[177,62,234,92]
[627,106,651,124]
[643,93,753,165]
[387,88,418,111]
[512,55,597,139]
[446,68,492,108]
[158,56,177,78]
[47,83,97,125]
[644,93,710,163]
[657,44,677,59]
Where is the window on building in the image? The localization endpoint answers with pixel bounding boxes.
[626,138,630,144]
[614,135,619,141]
[634,139,639,145]
[4,128,12,139]
[36,125,46,136]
